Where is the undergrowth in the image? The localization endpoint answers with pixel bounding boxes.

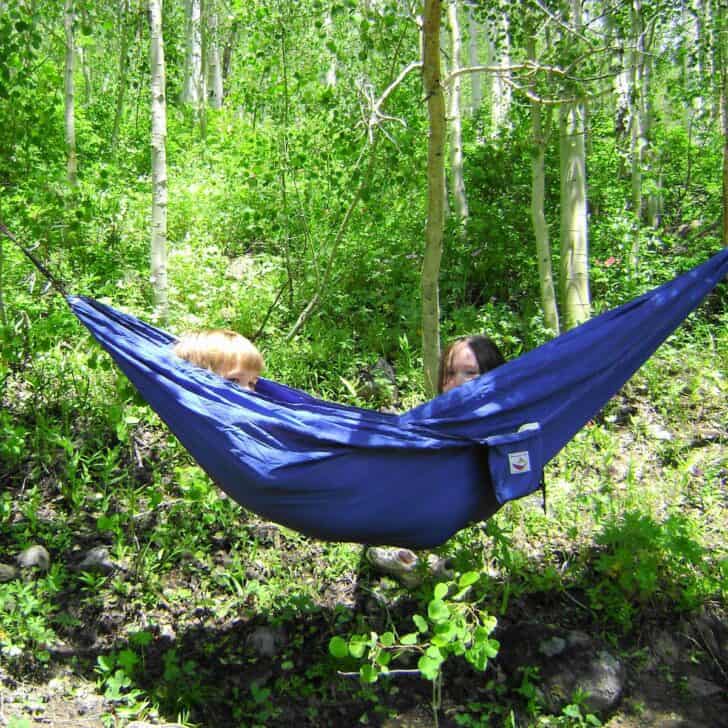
[1,301,726,726]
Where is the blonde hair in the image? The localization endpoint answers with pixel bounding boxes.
[172,329,263,377]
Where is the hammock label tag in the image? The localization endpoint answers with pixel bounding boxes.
[508,450,531,475]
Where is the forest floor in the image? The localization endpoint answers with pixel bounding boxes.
[1,341,727,728]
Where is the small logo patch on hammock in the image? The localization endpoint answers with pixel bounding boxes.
[508,451,531,475]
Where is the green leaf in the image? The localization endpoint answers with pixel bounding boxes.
[399,632,418,645]
[96,654,115,673]
[117,649,139,673]
[425,645,443,660]
[458,571,479,588]
[417,654,442,681]
[427,598,450,624]
[433,582,448,600]
[413,614,428,633]
[329,636,348,659]
[380,631,394,647]
[348,636,367,659]
[432,621,457,644]
[130,630,153,648]
[359,663,379,683]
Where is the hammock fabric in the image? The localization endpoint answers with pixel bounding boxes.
[69,250,728,548]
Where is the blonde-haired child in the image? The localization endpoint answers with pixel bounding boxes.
[173,329,263,392]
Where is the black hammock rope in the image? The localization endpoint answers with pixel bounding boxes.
[0,222,69,298]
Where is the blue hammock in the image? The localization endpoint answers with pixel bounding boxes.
[69,250,728,548]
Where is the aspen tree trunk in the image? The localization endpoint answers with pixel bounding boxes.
[199,0,208,138]
[324,11,337,87]
[629,0,645,235]
[466,5,481,114]
[149,0,168,320]
[207,5,223,108]
[422,0,446,394]
[222,21,238,82]
[182,0,202,106]
[559,0,590,332]
[559,101,590,330]
[64,0,78,187]
[447,0,468,221]
[710,0,722,123]
[489,11,511,135]
[78,6,93,106]
[694,0,707,117]
[528,36,559,335]
[112,0,130,151]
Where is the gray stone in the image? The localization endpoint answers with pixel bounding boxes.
[653,631,681,665]
[540,636,567,657]
[647,422,674,441]
[247,626,284,659]
[17,544,50,571]
[498,622,625,715]
[0,563,18,582]
[77,546,115,574]
[684,675,723,698]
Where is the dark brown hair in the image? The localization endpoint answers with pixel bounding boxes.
[437,335,506,393]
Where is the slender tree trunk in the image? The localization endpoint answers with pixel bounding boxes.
[629,0,645,234]
[448,0,468,221]
[222,20,238,83]
[324,11,337,87]
[79,45,92,106]
[182,0,202,106]
[488,11,511,135]
[207,4,223,108]
[559,101,590,330]
[466,5,481,115]
[528,36,559,335]
[422,0,446,394]
[0,238,6,329]
[64,0,78,187]
[149,0,168,320]
[112,0,130,152]
[199,0,208,138]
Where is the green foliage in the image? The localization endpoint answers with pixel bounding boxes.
[0,566,65,664]
[587,511,721,629]
[1,1,727,725]
[329,571,499,686]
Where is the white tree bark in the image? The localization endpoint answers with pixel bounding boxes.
[78,43,92,105]
[466,4,482,114]
[629,0,646,233]
[182,0,202,106]
[559,101,590,330]
[324,11,337,87]
[448,0,468,221]
[112,0,130,151]
[64,0,78,186]
[149,0,168,320]
[488,10,511,135]
[207,5,223,108]
[527,35,559,335]
[557,0,590,330]
[422,0,446,394]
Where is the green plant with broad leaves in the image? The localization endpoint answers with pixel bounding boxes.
[329,571,499,726]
